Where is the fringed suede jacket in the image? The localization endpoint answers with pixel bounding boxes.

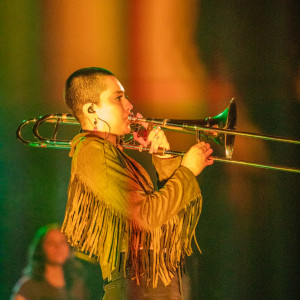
[62,132,202,288]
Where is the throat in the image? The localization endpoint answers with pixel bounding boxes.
[82,129,119,145]
[44,264,65,288]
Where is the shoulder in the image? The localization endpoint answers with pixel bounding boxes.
[70,134,128,180]
[70,133,121,166]
[13,276,34,291]
[73,133,118,156]
[11,277,44,298]
[70,278,89,299]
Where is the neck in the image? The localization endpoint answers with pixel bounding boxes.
[44,263,65,288]
[83,129,118,145]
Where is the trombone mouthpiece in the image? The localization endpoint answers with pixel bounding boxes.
[128,114,137,122]
[128,113,146,123]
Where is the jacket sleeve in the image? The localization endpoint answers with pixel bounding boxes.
[152,155,182,189]
[73,139,201,229]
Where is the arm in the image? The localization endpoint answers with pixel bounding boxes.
[63,135,209,283]
[74,138,201,228]
[144,126,213,183]
[152,155,182,189]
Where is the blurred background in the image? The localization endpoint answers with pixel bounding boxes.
[1,0,299,299]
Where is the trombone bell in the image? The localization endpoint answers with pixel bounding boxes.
[129,98,237,159]
[200,98,236,159]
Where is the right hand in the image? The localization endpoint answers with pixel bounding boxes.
[181,141,214,176]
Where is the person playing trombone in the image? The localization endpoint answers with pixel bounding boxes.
[61,67,213,299]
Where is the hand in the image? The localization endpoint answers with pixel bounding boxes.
[132,113,149,147]
[181,141,213,176]
[132,114,172,158]
[147,126,172,158]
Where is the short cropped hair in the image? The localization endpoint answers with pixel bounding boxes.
[64,67,114,121]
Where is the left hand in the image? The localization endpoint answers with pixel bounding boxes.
[132,113,171,158]
[147,126,172,158]
[132,112,149,147]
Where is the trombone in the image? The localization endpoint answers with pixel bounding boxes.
[16,99,300,173]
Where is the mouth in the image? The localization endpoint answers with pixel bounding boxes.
[124,117,130,128]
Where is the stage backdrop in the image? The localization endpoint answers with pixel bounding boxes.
[0,0,299,299]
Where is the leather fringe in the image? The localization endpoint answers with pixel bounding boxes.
[62,174,201,288]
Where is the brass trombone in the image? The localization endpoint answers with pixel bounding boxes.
[16,99,300,173]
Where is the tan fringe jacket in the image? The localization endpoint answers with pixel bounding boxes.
[62,133,202,288]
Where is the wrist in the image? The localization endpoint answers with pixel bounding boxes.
[154,154,174,159]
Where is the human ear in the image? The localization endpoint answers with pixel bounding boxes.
[88,105,96,114]
[82,103,97,117]
[82,103,99,130]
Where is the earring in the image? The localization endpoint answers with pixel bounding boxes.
[94,118,98,131]
[88,104,95,114]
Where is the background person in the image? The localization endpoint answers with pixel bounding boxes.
[11,224,89,300]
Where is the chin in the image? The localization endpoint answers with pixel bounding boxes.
[121,127,131,135]
[47,260,66,266]
[47,255,69,265]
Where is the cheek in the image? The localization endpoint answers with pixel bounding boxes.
[108,107,125,125]
[101,106,121,122]
[59,245,70,258]
[45,245,70,262]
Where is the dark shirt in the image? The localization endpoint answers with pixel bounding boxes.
[11,276,87,300]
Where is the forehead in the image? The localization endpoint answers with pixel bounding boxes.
[44,229,66,241]
[103,76,125,93]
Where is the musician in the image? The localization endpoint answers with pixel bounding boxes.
[11,224,88,300]
[61,67,213,299]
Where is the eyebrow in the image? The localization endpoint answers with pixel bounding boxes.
[113,90,125,95]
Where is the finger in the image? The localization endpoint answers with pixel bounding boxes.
[198,141,206,147]
[151,135,170,154]
[205,148,213,157]
[153,135,169,153]
[132,131,148,146]
[204,143,211,149]
[136,112,148,129]
[148,135,159,154]
[206,157,214,165]
[147,126,161,142]
[148,127,162,153]
[152,139,162,153]
[198,142,211,153]
[150,133,164,153]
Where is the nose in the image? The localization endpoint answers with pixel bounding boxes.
[124,97,133,111]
